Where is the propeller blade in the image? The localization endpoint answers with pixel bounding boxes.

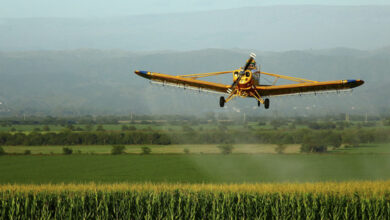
[227,53,256,93]
[243,53,256,71]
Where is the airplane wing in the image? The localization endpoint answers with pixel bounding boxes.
[135,70,230,94]
[256,79,364,97]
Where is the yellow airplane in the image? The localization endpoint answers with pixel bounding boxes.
[135,53,364,109]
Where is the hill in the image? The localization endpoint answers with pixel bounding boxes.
[0,48,388,116]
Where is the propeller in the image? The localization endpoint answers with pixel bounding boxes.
[227,53,256,93]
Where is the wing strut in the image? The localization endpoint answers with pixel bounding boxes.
[261,72,318,83]
[178,71,233,79]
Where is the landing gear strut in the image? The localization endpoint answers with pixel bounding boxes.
[258,100,261,107]
[219,96,225,107]
[264,98,270,109]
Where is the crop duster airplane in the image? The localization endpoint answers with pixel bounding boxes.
[134,53,364,109]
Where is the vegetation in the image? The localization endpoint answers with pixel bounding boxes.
[62,147,73,155]
[0,126,387,146]
[300,133,327,153]
[1,181,390,219]
[217,144,234,154]
[1,154,390,184]
[275,144,287,154]
[141,146,151,155]
[0,146,5,155]
[111,145,126,155]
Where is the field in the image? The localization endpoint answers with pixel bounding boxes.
[0,122,278,132]
[1,154,390,184]
[1,181,390,219]
[2,144,302,155]
[1,118,389,218]
[3,143,390,155]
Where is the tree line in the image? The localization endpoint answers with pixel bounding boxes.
[0,128,389,146]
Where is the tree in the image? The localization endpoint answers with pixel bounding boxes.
[300,133,327,153]
[325,132,342,149]
[141,146,151,155]
[275,144,287,154]
[217,144,234,154]
[270,120,285,129]
[128,125,137,131]
[182,125,194,132]
[85,124,93,131]
[62,147,73,155]
[121,125,129,131]
[111,145,126,155]
[0,146,5,155]
[342,131,360,148]
[96,125,105,131]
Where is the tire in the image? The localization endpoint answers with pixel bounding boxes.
[264,98,270,109]
[219,96,225,107]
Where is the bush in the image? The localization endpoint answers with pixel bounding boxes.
[275,144,287,154]
[128,125,137,131]
[300,133,327,153]
[258,121,266,126]
[217,144,234,155]
[0,146,5,155]
[182,126,194,132]
[325,132,342,148]
[141,147,151,155]
[342,132,361,148]
[96,125,105,131]
[24,150,31,155]
[121,125,129,131]
[301,144,327,153]
[184,148,190,154]
[62,147,73,155]
[111,145,126,155]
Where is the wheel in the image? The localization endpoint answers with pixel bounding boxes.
[219,96,225,107]
[257,100,261,107]
[264,98,270,109]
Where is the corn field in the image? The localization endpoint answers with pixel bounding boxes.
[1,181,390,219]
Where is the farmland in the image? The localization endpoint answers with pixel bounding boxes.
[1,115,390,218]
[1,181,390,219]
[2,144,302,155]
[1,154,390,184]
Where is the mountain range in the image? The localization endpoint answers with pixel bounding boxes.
[0,48,388,116]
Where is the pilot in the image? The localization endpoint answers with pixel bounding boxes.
[249,61,260,83]
[248,61,258,73]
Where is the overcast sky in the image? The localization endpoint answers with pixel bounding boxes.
[1,0,390,18]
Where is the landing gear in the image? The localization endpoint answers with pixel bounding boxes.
[257,100,261,107]
[264,98,270,109]
[219,96,225,107]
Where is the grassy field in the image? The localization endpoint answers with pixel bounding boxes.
[3,143,390,155]
[1,154,390,184]
[2,144,301,155]
[0,122,274,132]
[330,143,390,154]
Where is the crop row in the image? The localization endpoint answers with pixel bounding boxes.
[1,182,390,219]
